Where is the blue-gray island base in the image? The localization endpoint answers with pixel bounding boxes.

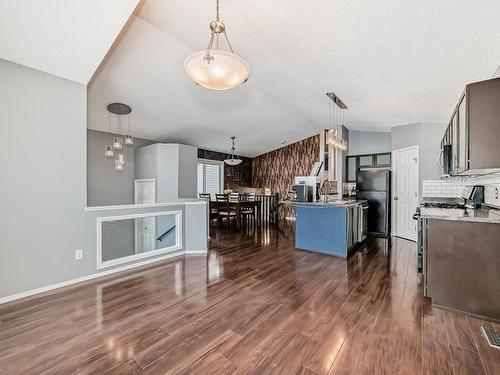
[286,200,366,258]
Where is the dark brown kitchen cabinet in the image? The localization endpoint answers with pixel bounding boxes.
[425,219,500,320]
[345,152,391,182]
[441,76,500,175]
[467,77,500,171]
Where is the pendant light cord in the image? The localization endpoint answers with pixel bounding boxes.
[216,0,220,21]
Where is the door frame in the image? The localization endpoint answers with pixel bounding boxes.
[391,145,419,240]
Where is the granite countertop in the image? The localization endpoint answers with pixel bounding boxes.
[282,199,366,208]
[420,206,500,224]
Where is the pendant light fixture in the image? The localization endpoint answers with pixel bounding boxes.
[224,136,242,166]
[104,103,133,172]
[326,92,348,151]
[184,0,250,91]
[124,113,134,145]
[104,112,115,158]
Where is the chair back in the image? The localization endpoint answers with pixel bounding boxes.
[215,194,228,202]
[228,193,240,202]
[199,193,211,200]
[242,192,256,201]
[216,193,234,213]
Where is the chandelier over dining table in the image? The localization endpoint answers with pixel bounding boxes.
[183,0,250,90]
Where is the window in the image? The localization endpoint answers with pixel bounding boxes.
[197,160,224,195]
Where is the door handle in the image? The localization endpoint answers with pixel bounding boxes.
[394,196,399,200]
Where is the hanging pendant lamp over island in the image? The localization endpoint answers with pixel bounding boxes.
[184,0,250,90]
[224,136,242,166]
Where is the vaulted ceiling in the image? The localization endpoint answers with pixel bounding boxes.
[0,0,140,83]
[2,1,500,157]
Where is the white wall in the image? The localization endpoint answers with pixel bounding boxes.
[0,60,206,300]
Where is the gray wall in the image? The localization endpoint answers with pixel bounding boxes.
[87,129,154,206]
[135,143,197,202]
[348,130,392,156]
[391,122,448,194]
[0,60,207,300]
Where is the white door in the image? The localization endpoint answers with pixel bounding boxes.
[393,146,419,241]
[134,180,156,252]
[134,179,156,205]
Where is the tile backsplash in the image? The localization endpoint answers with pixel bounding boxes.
[422,179,465,198]
[421,172,500,208]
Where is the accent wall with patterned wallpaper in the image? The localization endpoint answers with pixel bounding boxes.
[252,135,320,217]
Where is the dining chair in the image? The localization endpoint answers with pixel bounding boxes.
[242,192,256,201]
[228,193,240,202]
[216,194,237,227]
[240,193,256,223]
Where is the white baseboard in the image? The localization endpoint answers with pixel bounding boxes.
[185,249,208,255]
[0,250,185,305]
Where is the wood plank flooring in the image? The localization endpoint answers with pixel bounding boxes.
[1,223,499,374]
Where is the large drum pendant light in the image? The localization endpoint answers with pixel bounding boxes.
[184,0,250,91]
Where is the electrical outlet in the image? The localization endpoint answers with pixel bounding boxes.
[75,249,83,261]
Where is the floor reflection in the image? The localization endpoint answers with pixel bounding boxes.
[4,223,489,374]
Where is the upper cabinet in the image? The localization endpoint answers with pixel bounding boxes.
[346,152,391,182]
[442,77,500,175]
[457,95,467,173]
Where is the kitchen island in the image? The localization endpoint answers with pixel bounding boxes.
[285,200,367,258]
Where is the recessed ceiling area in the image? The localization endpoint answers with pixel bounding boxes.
[87,0,500,157]
[0,0,140,84]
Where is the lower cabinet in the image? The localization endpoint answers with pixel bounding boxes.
[425,219,500,320]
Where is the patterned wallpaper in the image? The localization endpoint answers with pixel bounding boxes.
[252,135,320,217]
[198,148,252,189]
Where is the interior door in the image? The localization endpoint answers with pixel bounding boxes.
[134,180,156,253]
[393,146,419,241]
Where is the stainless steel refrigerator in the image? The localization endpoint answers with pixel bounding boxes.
[356,169,391,237]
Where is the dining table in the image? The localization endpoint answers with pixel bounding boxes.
[210,199,262,229]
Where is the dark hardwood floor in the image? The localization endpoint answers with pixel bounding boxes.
[1,223,499,374]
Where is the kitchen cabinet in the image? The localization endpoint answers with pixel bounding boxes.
[425,219,500,320]
[451,112,459,173]
[457,95,467,173]
[359,155,373,167]
[440,76,500,175]
[347,156,357,182]
[345,152,391,182]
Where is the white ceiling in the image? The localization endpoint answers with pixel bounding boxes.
[0,0,140,84]
[86,0,500,157]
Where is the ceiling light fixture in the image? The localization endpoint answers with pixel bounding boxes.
[184,0,250,90]
[224,136,242,166]
[326,92,348,151]
[105,103,133,171]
